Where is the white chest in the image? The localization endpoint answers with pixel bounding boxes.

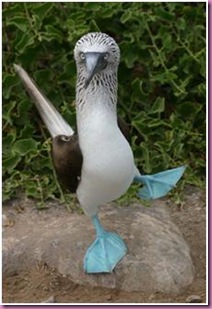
[76,107,135,216]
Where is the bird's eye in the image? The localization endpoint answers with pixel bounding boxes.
[80,52,85,60]
[104,53,109,60]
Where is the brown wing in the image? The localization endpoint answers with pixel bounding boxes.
[51,134,83,193]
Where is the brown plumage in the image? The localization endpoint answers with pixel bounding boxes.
[51,134,83,193]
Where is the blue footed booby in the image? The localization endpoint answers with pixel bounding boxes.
[14,32,186,273]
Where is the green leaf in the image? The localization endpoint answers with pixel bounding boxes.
[6,15,28,32]
[89,19,100,32]
[120,10,132,23]
[15,32,35,53]
[155,7,174,21]
[3,3,22,18]
[149,97,165,114]
[25,181,39,198]
[162,33,172,49]
[32,3,54,20]
[3,152,22,173]
[177,102,203,118]
[3,74,20,99]
[147,119,166,128]
[3,135,17,159]
[13,138,39,155]
[151,71,178,84]
[43,25,63,42]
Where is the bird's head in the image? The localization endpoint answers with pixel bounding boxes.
[74,32,120,88]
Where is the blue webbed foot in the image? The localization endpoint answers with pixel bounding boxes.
[134,165,186,200]
[84,215,127,273]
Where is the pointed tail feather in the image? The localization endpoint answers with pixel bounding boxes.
[134,166,186,200]
[14,64,74,138]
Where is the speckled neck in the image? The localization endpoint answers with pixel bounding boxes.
[75,68,118,116]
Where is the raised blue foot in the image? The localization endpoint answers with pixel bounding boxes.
[84,215,127,273]
[134,165,186,200]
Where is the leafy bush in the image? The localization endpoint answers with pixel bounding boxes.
[2,2,206,202]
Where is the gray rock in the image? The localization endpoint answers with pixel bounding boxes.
[2,200,194,294]
[2,214,7,225]
[186,295,202,303]
[42,296,56,303]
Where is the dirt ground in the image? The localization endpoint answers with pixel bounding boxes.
[2,186,206,304]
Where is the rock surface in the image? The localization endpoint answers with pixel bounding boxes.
[185,295,203,303]
[2,199,194,294]
[42,296,56,303]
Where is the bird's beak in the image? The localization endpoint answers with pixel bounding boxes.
[14,64,74,138]
[84,52,108,88]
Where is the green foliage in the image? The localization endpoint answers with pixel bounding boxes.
[2,2,206,202]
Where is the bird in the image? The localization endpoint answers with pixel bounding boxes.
[14,32,186,273]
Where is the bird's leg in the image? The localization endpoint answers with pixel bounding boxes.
[84,214,127,273]
[133,165,186,200]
